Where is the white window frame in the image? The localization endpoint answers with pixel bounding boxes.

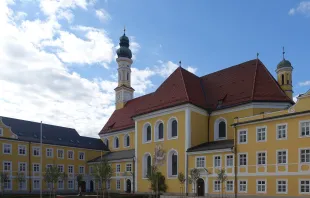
[68,165,74,174]
[214,155,222,168]
[277,149,288,165]
[276,123,288,140]
[167,149,178,178]
[123,134,130,147]
[3,161,12,172]
[256,126,267,142]
[68,180,74,190]
[213,180,221,192]
[126,163,132,172]
[238,129,248,144]
[300,120,310,138]
[225,154,234,167]
[18,179,27,190]
[143,123,152,143]
[32,146,41,157]
[3,178,12,190]
[113,136,120,148]
[33,180,40,190]
[154,120,164,142]
[299,148,310,164]
[116,179,121,190]
[142,153,152,178]
[214,117,227,141]
[167,117,178,140]
[46,148,53,158]
[106,180,111,190]
[104,138,109,148]
[226,180,234,192]
[78,152,85,160]
[277,179,288,194]
[256,179,267,193]
[18,162,27,172]
[18,145,26,156]
[238,153,248,166]
[58,164,64,173]
[33,163,40,173]
[238,180,247,193]
[116,164,121,173]
[58,180,64,190]
[257,151,267,166]
[299,179,310,194]
[79,166,85,174]
[3,143,12,154]
[195,156,206,168]
[68,150,74,160]
[57,149,64,159]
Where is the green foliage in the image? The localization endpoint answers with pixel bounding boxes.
[188,168,200,184]
[216,168,227,183]
[146,165,167,193]
[44,165,62,185]
[177,172,186,184]
[15,172,26,184]
[92,159,113,188]
[76,174,84,187]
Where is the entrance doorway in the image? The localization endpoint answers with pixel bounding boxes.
[90,180,94,192]
[197,178,205,196]
[126,179,131,193]
[81,181,86,192]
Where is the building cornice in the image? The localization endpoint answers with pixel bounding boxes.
[187,148,232,155]
[99,128,135,139]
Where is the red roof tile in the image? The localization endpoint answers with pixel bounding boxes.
[100,59,293,134]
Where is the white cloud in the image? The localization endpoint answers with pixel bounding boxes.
[95,9,111,22]
[129,36,140,60]
[299,80,310,86]
[155,60,198,78]
[289,1,310,16]
[131,67,155,94]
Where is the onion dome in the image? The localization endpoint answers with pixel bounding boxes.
[116,30,132,59]
[277,59,292,69]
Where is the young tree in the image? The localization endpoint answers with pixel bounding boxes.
[188,168,200,196]
[44,165,67,198]
[146,165,167,197]
[76,174,84,196]
[15,172,26,191]
[92,159,113,198]
[217,168,227,198]
[0,172,8,196]
[178,172,186,197]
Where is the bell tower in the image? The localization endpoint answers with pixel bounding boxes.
[276,47,293,100]
[115,28,134,110]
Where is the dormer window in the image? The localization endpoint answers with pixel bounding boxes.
[114,136,119,149]
[124,134,130,147]
[104,138,109,148]
[215,118,227,140]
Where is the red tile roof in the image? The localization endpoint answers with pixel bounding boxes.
[100,59,293,134]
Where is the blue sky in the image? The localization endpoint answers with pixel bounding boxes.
[0,0,309,137]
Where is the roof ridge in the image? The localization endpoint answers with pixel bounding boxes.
[179,67,190,101]
[251,58,260,100]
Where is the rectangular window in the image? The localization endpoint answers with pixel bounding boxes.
[3,161,12,171]
[300,121,310,137]
[58,165,64,173]
[300,180,310,193]
[196,157,205,168]
[239,154,247,166]
[301,149,310,163]
[57,149,64,159]
[4,179,12,190]
[68,180,74,189]
[257,127,267,142]
[239,180,247,193]
[226,155,233,167]
[257,152,266,165]
[226,180,234,192]
[19,180,26,190]
[79,152,85,160]
[79,166,84,174]
[46,164,52,170]
[238,130,247,144]
[106,180,111,190]
[68,150,74,159]
[277,180,287,194]
[257,180,266,193]
[214,180,220,192]
[33,180,40,190]
[19,162,26,172]
[33,147,40,156]
[3,144,12,154]
[58,180,64,189]
[18,145,26,156]
[277,124,287,139]
[126,163,132,172]
[33,163,40,172]
[116,179,121,190]
[277,150,287,164]
[68,165,74,174]
[214,156,221,168]
[116,164,121,172]
[46,148,53,158]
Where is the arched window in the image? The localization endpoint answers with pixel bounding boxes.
[104,138,109,148]
[286,73,289,84]
[168,118,178,139]
[214,118,227,140]
[167,150,178,177]
[155,121,164,141]
[143,123,152,143]
[281,74,284,85]
[114,137,119,149]
[143,153,152,178]
[124,134,130,147]
[127,73,129,81]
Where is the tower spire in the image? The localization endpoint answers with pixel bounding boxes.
[282,46,285,60]
[124,26,126,35]
[179,60,182,67]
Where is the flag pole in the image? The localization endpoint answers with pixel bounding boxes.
[40,121,43,198]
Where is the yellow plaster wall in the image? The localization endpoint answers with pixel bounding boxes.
[102,131,135,151]
[190,111,208,147]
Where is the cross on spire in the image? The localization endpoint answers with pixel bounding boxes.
[256,52,259,59]
[283,46,285,60]
[179,60,182,67]
[123,26,126,35]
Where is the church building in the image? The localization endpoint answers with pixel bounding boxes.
[98,31,310,197]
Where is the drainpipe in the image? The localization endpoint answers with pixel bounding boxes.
[133,156,135,194]
[28,141,32,193]
[233,122,238,198]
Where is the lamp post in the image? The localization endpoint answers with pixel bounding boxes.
[133,156,136,194]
